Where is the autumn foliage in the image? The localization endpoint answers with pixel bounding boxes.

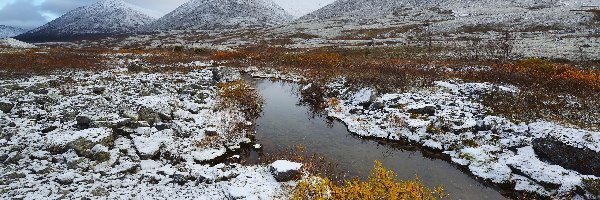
[293,161,447,200]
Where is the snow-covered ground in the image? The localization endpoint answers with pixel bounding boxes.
[321,78,599,198]
[0,60,293,199]
[245,67,599,198]
[0,38,37,48]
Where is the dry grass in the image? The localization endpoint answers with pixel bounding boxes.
[211,46,600,129]
[0,48,109,77]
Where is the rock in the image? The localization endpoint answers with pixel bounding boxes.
[407,105,436,116]
[91,145,110,162]
[47,128,115,159]
[41,126,58,133]
[205,127,218,137]
[76,115,93,129]
[4,151,22,164]
[138,108,161,126]
[269,160,303,182]
[55,172,77,185]
[92,87,106,94]
[0,101,14,114]
[532,138,600,176]
[369,102,385,110]
[154,123,170,131]
[132,132,170,159]
[172,172,195,185]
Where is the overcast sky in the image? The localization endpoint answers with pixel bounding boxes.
[0,0,336,30]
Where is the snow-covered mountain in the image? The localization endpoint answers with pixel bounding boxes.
[15,0,156,42]
[301,0,597,31]
[0,25,27,39]
[144,0,293,31]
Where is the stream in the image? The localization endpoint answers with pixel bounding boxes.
[244,77,508,199]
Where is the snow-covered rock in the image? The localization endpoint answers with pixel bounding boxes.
[144,0,293,31]
[319,77,600,197]
[15,0,156,42]
[269,160,303,182]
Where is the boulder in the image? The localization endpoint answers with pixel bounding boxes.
[407,104,436,116]
[532,137,600,176]
[205,127,218,137]
[91,145,110,162]
[138,108,161,126]
[269,160,303,182]
[76,115,92,129]
[92,87,106,94]
[172,172,196,185]
[55,172,77,185]
[0,102,14,114]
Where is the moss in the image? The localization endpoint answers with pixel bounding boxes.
[462,139,479,147]
[91,187,109,197]
[94,152,110,162]
[582,178,600,197]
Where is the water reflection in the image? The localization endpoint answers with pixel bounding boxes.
[243,77,509,200]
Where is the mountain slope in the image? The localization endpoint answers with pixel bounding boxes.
[301,0,597,31]
[145,0,293,31]
[15,0,156,42]
[0,25,27,38]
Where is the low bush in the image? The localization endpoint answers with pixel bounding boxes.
[217,80,263,119]
[293,161,447,200]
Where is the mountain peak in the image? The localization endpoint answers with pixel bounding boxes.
[145,0,293,31]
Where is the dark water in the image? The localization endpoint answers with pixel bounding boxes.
[247,77,508,200]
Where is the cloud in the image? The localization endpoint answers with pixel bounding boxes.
[40,0,95,15]
[0,0,48,30]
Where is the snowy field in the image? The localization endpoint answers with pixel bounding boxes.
[0,59,302,199]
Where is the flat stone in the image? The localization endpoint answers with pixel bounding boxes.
[533,137,600,176]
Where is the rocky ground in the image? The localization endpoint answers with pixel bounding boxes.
[305,74,599,198]
[0,57,303,199]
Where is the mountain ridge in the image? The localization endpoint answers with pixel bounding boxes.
[144,0,293,31]
[15,0,156,42]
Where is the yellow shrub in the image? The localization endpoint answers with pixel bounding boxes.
[514,58,557,74]
[218,80,263,119]
[293,161,447,200]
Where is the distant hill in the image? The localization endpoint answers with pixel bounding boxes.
[15,0,156,42]
[0,25,26,39]
[301,0,597,31]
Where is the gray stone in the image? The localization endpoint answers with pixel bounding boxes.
[92,87,106,94]
[0,102,14,114]
[407,105,436,116]
[138,108,161,126]
[172,173,195,185]
[76,115,92,129]
[55,172,76,185]
[369,102,385,110]
[533,137,600,176]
